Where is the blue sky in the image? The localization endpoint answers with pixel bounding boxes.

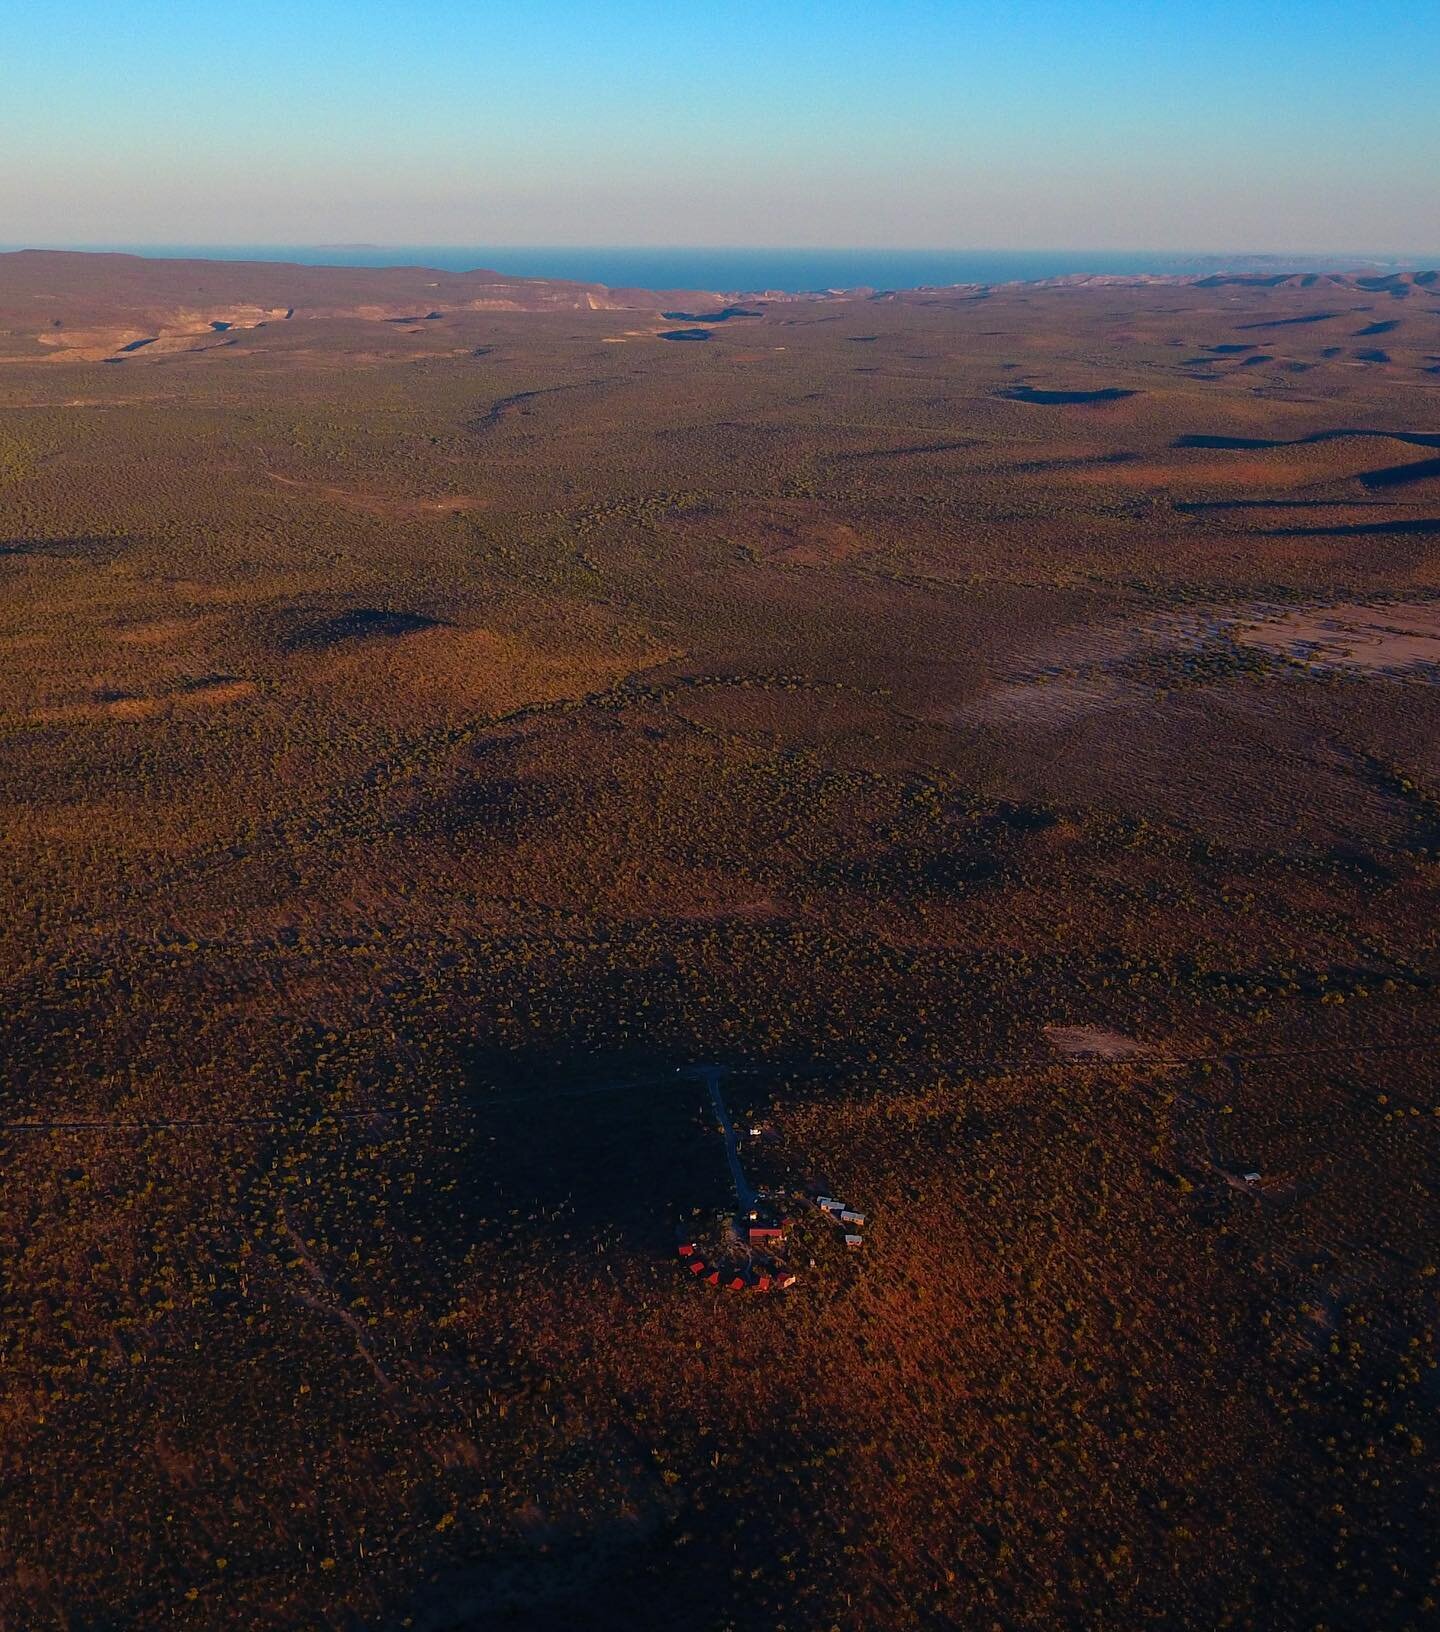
[4,1,1437,249]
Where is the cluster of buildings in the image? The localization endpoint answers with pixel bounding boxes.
[673,1069,871,1294]
[675,1240,797,1292]
[744,1200,790,1247]
[674,1188,872,1296]
[816,1194,866,1250]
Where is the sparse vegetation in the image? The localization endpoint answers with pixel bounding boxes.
[0,256,1437,1630]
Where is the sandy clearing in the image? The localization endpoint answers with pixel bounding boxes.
[1045,1024,1151,1060]
[949,595,1440,730]
[935,615,1176,727]
[964,674,1148,725]
[1233,601,1440,673]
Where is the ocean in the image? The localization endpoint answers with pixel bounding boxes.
[7,244,1415,294]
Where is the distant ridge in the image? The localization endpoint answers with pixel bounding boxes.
[1,249,1436,364]
[1192,269,1440,292]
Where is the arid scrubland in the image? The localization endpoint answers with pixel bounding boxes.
[0,254,1437,1629]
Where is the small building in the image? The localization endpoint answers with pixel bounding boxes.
[844,1234,863,1251]
[840,1210,865,1226]
[748,1223,786,1245]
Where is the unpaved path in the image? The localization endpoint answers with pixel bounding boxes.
[265,471,490,516]
[277,1204,393,1388]
[696,1065,755,1212]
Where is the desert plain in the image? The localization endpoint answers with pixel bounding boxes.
[0,251,1436,1629]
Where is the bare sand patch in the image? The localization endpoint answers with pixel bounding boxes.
[951,595,1440,731]
[939,616,1176,728]
[965,674,1146,725]
[1045,1024,1151,1060]
[1233,602,1440,673]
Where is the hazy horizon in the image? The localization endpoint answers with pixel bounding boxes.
[12,241,1436,257]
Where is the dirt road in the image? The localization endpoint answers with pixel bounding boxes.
[695,1064,756,1212]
